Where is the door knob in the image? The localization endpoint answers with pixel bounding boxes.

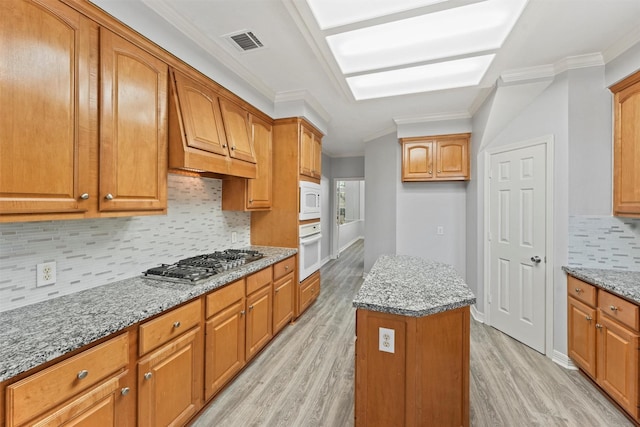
[531,256,541,264]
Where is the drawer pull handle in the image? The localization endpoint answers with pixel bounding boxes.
[585,315,592,321]
[121,387,130,396]
[595,323,603,330]
[144,372,153,380]
[610,305,618,312]
[173,321,181,328]
[77,370,89,380]
[575,288,583,294]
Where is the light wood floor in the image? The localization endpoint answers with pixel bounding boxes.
[191,240,633,426]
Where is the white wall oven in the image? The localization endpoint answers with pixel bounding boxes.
[299,221,321,282]
[299,181,321,220]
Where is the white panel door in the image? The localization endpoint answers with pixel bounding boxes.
[489,143,546,353]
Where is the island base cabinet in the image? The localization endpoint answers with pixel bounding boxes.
[355,307,470,427]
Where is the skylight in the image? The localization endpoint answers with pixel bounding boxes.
[306,0,450,30]
[347,55,495,100]
[305,0,528,100]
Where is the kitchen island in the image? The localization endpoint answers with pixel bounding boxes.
[353,255,476,427]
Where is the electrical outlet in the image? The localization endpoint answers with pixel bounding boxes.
[37,262,56,287]
[231,231,238,244]
[379,327,395,354]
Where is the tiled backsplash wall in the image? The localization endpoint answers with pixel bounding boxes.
[0,174,250,312]
[568,215,640,270]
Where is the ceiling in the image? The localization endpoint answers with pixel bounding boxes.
[101,0,640,157]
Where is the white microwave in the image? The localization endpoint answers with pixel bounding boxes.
[299,181,321,220]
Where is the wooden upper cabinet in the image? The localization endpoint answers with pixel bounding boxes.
[0,0,94,217]
[171,70,229,157]
[99,29,168,213]
[219,98,256,164]
[400,133,470,182]
[300,123,322,179]
[612,70,640,217]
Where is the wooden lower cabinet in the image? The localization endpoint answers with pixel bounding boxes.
[298,270,320,317]
[137,327,203,427]
[567,275,640,422]
[355,307,470,427]
[246,284,273,361]
[273,271,295,334]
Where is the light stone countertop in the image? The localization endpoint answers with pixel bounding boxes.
[562,266,640,305]
[353,255,476,317]
[0,246,296,383]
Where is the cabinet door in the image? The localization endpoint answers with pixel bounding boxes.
[299,271,320,316]
[172,71,229,156]
[219,98,256,164]
[312,136,322,178]
[99,29,168,213]
[205,299,246,400]
[402,140,434,181]
[613,73,640,216]
[29,376,123,427]
[247,115,272,209]
[596,314,639,418]
[246,285,273,361]
[138,327,203,427]
[0,0,93,216]
[567,297,597,378]
[273,271,294,334]
[300,126,314,177]
[435,137,468,180]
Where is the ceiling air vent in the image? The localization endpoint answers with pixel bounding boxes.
[226,30,265,52]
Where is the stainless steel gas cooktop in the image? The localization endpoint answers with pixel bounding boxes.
[143,249,264,284]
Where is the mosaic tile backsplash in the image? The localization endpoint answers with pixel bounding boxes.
[0,174,250,312]
[568,215,640,270]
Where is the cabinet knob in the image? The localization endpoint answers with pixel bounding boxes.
[585,315,592,321]
[574,288,583,294]
[77,370,89,380]
[249,305,254,310]
[610,305,618,312]
[80,193,89,200]
[595,323,603,330]
[437,170,441,173]
[285,265,289,270]
[428,170,432,174]
[105,193,114,201]
[144,372,153,380]
[231,146,236,151]
[222,144,227,148]
[275,288,280,294]
[121,387,130,396]
[249,199,253,203]
[173,321,181,328]
[240,310,245,316]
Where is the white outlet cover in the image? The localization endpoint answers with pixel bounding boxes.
[379,327,395,353]
[36,262,56,287]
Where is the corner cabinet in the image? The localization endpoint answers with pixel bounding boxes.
[567,275,640,422]
[612,70,640,217]
[0,0,168,222]
[400,133,470,182]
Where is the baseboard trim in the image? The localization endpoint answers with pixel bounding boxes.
[552,350,577,370]
[470,305,485,323]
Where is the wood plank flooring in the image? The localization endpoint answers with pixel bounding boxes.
[191,240,633,426]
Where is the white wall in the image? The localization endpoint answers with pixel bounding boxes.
[364,134,398,272]
[321,153,333,262]
[339,220,364,252]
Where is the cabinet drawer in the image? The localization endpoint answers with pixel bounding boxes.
[599,291,639,331]
[6,333,128,427]
[206,279,245,318]
[139,299,201,355]
[274,256,295,280]
[246,266,272,295]
[567,276,597,306]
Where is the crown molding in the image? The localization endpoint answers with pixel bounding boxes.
[393,111,471,125]
[501,53,604,84]
[274,90,332,124]
[603,24,640,64]
[362,126,397,143]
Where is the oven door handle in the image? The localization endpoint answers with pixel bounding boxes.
[300,233,322,245]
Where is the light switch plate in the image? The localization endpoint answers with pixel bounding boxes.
[379,327,395,353]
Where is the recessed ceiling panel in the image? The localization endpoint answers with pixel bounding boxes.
[327,0,527,74]
[306,0,450,30]
[346,54,495,100]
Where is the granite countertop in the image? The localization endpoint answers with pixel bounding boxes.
[562,266,640,305]
[0,246,296,383]
[353,255,476,317]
